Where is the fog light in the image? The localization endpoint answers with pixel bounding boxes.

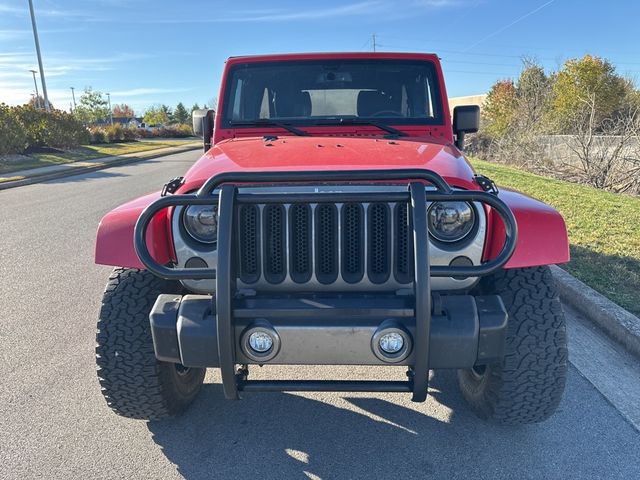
[249,331,273,353]
[371,322,412,363]
[241,322,281,362]
[379,332,404,354]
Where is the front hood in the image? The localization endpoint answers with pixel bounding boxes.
[181,136,477,192]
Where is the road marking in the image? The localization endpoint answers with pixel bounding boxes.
[565,303,640,431]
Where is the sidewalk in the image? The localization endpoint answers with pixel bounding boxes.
[0,141,201,190]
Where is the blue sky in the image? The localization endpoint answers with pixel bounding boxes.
[1,0,639,115]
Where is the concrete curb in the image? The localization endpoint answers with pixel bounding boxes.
[551,264,640,358]
[0,143,201,191]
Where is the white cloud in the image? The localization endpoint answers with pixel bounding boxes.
[130,1,387,24]
[109,87,192,97]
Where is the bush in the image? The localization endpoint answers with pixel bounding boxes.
[89,127,106,144]
[149,124,193,138]
[104,123,125,143]
[0,103,29,155]
[122,126,138,141]
[0,104,89,154]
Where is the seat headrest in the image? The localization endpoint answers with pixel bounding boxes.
[357,90,397,117]
[275,91,312,118]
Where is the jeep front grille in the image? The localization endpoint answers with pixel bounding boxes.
[237,202,414,290]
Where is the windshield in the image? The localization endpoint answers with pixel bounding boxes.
[222,59,443,128]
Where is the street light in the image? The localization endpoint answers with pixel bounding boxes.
[29,69,40,109]
[28,0,50,112]
[70,87,76,112]
[106,92,113,124]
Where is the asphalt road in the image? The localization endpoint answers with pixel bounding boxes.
[1,151,639,480]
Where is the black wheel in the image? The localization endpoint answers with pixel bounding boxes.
[458,266,568,425]
[96,268,206,420]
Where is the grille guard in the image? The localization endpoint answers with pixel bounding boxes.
[134,168,518,401]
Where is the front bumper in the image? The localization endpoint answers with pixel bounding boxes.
[135,168,518,402]
[151,292,508,369]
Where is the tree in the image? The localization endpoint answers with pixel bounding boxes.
[143,105,169,126]
[112,104,135,118]
[191,103,200,114]
[160,104,173,123]
[551,55,628,133]
[515,59,552,131]
[27,95,54,110]
[74,87,109,124]
[564,95,640,193]
[173,102,189,124]
[482,79,517,138]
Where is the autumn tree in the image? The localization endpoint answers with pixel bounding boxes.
[74,87,109,124]
[143,105,169,126]
[551,55,628,133]
[482,79,516,138]
[173,102,189,124]
[112,104,135,118]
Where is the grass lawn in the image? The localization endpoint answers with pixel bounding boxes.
[470,157,640,316]
[0,139,198,176]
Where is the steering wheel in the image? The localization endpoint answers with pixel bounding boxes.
[369,110,404,118]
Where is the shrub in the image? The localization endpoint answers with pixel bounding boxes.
[136,128,151,138]
[0,104,89,154]
[104,123,125,143]
[89,127,107,144]
[122,126,138,141]
[0,103,29,154]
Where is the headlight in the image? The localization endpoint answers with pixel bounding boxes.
[183,205,218,244]
[428,201,475,243]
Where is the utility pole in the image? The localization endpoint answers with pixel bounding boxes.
[28,0,50,112]
[106,92,113,124]
[29,69,40,109]
[70,87,76,112]
[372,33,377,52]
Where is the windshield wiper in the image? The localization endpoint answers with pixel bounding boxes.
[230,119,309,136]
[316,118,407,137]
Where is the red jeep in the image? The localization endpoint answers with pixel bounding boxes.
[95,53,569,425]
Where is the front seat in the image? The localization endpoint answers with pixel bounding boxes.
[357,90,397,117]
[274,91,312,118]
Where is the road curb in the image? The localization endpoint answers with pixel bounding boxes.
[0,144,201,191]
[551,264,640,358]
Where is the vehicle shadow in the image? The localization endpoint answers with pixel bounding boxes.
[145,367,640,480]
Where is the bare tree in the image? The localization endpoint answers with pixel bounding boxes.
[564,95,640,193]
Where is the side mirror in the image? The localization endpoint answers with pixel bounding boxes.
[452,105,480,150]
[192,109,215,152]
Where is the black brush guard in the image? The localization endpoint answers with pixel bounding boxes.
[134,169,518,402]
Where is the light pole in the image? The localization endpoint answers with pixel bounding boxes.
[29,69,40,109]
[106,92,113,124]
[70,87,76,112]
[28,0,50,112]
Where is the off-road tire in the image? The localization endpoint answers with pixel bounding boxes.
[96,268,206,420]
[458,266,568,425]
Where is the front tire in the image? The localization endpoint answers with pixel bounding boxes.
[96,268,206,420]
[458,266,568,425]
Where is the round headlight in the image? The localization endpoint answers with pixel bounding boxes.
[183,205,218,244]
[428,201,475,243]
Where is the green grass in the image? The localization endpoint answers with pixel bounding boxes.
[470,157,640,316]
[0,139,197,176]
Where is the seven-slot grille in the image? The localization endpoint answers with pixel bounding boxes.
[237,202,414,289]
